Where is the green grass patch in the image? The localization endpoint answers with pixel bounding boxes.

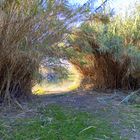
[0,105,123,140]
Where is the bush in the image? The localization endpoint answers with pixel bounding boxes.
[65,11,140,90]
[0,0,82,103]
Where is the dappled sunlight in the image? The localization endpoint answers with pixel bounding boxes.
[32,62,83,95]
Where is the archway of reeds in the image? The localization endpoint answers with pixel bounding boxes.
[66,21,140,90]
[0,0,87,104]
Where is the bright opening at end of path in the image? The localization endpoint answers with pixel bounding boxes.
[32,62,83,95]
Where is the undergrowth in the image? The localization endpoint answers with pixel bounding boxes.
[0,105,124,140]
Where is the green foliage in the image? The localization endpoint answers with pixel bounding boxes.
[64,5,140,89]
[66,4,140,71]
[109,5,140,49]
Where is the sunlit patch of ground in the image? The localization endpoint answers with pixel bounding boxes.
[32,63,83,95]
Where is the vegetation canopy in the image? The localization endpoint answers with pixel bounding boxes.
[0,0,87,103]
[0,0,140,104]
[65,8,140,90]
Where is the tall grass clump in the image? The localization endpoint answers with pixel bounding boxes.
[0,0,85,104]
[66,9,140,90]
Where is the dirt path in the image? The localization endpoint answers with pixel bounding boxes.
[0,90,140,139]
[35,90,140,140]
